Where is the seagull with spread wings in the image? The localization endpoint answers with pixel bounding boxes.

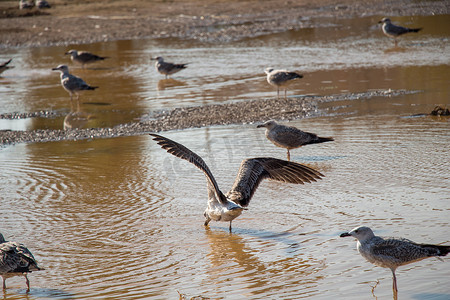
[150,133,324,232]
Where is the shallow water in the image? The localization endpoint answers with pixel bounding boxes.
[1,14,450,300]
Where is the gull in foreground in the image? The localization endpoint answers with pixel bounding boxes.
[257,120,333,161]
[340,226,450,299]
[65,50,108,68]
[378,18,422,46]
[265,68,303,99]
[0,58,13,75]
[0,233,44,292]
[151,56,188,78]
[150,133,323,232]
[52,65,98,106]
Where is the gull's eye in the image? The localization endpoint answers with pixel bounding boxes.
[355,230,359,233]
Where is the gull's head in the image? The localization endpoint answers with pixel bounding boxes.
[65,49,78,56]
[340,226,375,241]
[378,18,391,24]
[151,56,164,62]
[265,68,275,75]
[52,64,69,73]
[257,120,278,129]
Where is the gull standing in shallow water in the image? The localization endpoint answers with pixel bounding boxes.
[340,226,450,299]
[52,65,98,108]
[65,50,108,68]
[150,133,324,232]
[378,18,422,46]
[151,56,188,78]
[1,233,44,292]
[265,68,303,99]
[257,120,333,161]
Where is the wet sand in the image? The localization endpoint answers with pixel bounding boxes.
[0,89,409,145]
[0,0,448,47]
[0,0,447,145]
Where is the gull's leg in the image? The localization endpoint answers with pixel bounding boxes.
[277,87,279,99]
[204,215,211,227]
[229,221,232,233]
[392,269,398,300]
[2,276,6,289]
[284,88,287,99]
[25,274,30,293]
[287,149,291,161]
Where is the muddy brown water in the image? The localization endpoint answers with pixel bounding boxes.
[0,15,449,299]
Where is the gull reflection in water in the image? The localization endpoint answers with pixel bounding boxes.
[203,227,325,296]
[63,103,94,130]
[157,78,187,91]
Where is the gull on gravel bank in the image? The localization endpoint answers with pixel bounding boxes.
[378,18,422,46]
[1,233,44,292]
[265,68,303,99]
[150,133,323,232]
[52,65,98,107]
[151,56,188,78]
[257,120,333,161]
[340,226,450,299]
[0,59,13,76]
[36,0,51,8]
[65,50,108,68]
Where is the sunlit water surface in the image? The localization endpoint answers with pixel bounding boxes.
[0,14,449,300]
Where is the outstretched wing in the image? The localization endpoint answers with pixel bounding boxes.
[150,134,226,204]
[226,157,323,207]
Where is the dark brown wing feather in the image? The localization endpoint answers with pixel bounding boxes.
[150,133,226,204]
[226,158,323,207]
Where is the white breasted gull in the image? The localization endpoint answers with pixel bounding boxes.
[151,56,188,78]
[0,233,44,292]
[65,50,108,68]
[340,226,450,299]
[257,120,333,161]
[150,133,324,232]
[265,68,303,99]
[52,65,98,105]
[378,18,422,46]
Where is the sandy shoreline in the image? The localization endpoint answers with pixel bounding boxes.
[0,90,410,145]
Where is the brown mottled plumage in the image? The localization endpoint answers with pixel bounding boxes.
[150,133,323,232]
[378,18,422,46]
[65,50,108,68]
[341,226,450,299]
[1,233,44,291]
[265,68,303,99]
[257,120,333,161]
[151,56,188,78]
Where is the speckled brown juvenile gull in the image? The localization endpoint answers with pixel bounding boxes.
[378,18,422,46]
[265,68,303,99]
[257,120,333,161]
[52,65,98,105]
[340,226,450,299]
[0,233,44,292]
[151,56,188,78]
[150,133,323,232]
[65,50,108,68]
